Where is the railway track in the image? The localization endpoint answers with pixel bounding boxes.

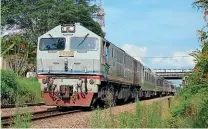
[1,102,45,109]
[1,96,173,128]
[1,107,83,128]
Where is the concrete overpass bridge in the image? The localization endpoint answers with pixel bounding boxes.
[153,69,193,79]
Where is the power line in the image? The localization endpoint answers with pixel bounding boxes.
[132,56,191,58]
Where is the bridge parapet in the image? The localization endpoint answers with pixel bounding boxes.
[153,69,193,73]
[153,69,193,79]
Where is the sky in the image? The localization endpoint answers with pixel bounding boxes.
[103,0,205,70]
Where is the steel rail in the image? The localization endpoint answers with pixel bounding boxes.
[1,102,45,109]
[1,108,82,128]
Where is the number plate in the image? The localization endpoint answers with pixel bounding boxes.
[59,51,74,57]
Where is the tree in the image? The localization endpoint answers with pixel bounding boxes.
[186,0,208,85]
[1,34,36,76]
[1,0,105,41]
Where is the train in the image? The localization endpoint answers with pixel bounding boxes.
[37,23,176,108]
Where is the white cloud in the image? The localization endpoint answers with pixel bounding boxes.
[121,44,147,65]
[151,50,195,68]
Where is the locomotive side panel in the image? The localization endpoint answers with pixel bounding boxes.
[106,44,135,84]
[163,80,169,94]
[155,76,164,92]
[138,61,144,87]
[142,68,156,91]
[106,43,140,86]
[124,54,134,84]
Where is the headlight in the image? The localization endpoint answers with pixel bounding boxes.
[42,78,47,84]
[62,26,67,31]
[61,24,75,33]
[68,26,75,32]
[89,79,94,85]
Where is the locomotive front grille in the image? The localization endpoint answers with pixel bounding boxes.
[60,85,73,98]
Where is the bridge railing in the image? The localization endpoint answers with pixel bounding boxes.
[153,69,193,73]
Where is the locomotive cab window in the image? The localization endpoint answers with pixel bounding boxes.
[39,38,65,51]
[102,40,110,63]
[70,37,98,51]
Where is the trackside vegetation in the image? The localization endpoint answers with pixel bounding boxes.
[91,98,172,128]
[90,83,208,128]
[1,70,41,105]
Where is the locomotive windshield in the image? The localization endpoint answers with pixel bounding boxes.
[39,38,65,51]
[70,37,98,51]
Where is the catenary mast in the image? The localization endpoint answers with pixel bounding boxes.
[74,0,106,33]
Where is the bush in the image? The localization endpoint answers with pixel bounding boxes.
[168,83,208,128]
[1,70,41,105]
[17,77,41,104]
[1,70,18,104]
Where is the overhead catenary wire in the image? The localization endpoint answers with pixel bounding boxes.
[132,56,191,58]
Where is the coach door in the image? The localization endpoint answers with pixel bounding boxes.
[133,60,137,85]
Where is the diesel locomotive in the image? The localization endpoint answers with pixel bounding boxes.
[37,23,176,108]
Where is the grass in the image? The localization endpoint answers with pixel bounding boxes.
[91,82,208,128]
[16,77,42,104]
[90,97,173,128]
[11,106,32,128]
[1,70,39,128]
[7,80,39,128]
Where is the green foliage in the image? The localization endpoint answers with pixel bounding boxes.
[1,70,41,105]
[90,109,111,128]
[1,0,104,39]
[168,83,208,128]
[1,34,36,76]
[16,77,42,104]
[171,98,190,117]
[90,100,167,128]
[1,70,18,104]
[11,107,32,128]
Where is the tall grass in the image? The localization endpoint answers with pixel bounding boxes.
[90,98,171,128]
[11,107,32,128]
[16,77,42,104]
